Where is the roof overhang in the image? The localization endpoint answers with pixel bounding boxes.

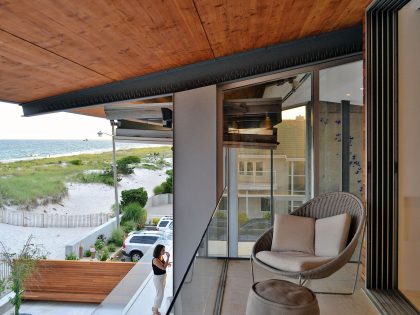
[21,26,363,117]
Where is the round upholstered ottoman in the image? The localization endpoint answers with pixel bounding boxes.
[246,279,319,315]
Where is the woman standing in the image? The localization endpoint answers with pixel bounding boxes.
[152,244,171,315]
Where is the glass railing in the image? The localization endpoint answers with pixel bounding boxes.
[165,188,228,315]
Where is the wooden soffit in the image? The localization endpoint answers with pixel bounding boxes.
[0,0,370,104]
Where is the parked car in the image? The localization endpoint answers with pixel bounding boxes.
[207,217,270,242]
[239,218,271,241]
[157,217,173,231]
[122,231,164,262]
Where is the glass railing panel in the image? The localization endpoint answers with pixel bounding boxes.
[166,188,228,315]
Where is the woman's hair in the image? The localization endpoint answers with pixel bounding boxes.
[153,244,165,258]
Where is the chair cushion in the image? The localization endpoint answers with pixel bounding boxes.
[315,213,351,257]
[256,251,333,272]
[271,214,315,254]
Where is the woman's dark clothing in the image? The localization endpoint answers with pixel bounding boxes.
[152,258,166,275]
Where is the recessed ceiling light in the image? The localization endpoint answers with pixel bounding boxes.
[360,87,364,90]
[346,93,351,97]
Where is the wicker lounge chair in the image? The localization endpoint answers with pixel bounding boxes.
[251,192,366,295]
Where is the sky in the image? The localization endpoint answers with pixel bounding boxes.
[0,100,305,140]
[0,101,111,140]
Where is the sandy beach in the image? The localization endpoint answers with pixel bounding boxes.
[5,168,170,216]
[0,223,92,259]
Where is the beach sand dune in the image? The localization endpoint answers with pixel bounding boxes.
[12,168,169,216]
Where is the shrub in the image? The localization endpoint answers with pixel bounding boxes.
[263,212,271,220]
[97,234,107,243]
[121,188,148,208]
[107,243,116,252]
[109,228,125,247]
[153,185,164,195]
[95,239,105,251]
[122,220,137,234]
[214,210,227,219]
[152,217,160,226]
[78,172,114,186]
[66,252,78,260]
[99,248,109,261]
[84,250,92,257]
[69,159,83,165]
[117,156,141,174]
[238,213,249,226]
[153,169,173,195]
[122,203,147,229]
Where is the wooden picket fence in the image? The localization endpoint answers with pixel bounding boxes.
[0,209,112,228]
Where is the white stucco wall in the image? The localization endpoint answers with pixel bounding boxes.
[173,85,218,291]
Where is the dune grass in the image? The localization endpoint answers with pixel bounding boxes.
[0,146,172,207]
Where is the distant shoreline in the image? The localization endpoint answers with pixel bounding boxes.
[0,139,169,163]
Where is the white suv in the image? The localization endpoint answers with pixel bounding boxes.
[157,217,173,231]
[122,231,164,262]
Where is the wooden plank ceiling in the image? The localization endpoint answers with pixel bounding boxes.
[0,0,370,104]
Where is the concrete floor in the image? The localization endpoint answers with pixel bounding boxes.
[221,260,380,315]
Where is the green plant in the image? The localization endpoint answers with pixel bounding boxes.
[121,202,147,229]
[84,250,92,257]
[153,169,173,195]
[69,159,83,165]
[214,210,227,219]
[117,156,141,175]
[151,217,160,226]
[0,235,48,315]
[65,252,78,260]
[109,228,125,247]
[121,220,137,234]
[99,248,109,261]
[95,239,105,251]
[121,188,148,208]
[238,213,249,226]
[78,172,114,186]
[262,212,271,220]
[107,243,116,252]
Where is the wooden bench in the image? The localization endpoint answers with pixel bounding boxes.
[23,260,136,303]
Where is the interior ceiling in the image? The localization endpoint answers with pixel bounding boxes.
[0,0,370,104]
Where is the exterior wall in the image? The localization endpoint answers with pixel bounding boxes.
[398,0,420,297]
[173,85,218,291]
[65,215,121,258]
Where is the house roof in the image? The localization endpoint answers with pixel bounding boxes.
[0,0,370,110]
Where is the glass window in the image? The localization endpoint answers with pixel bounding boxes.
[319,61,363,199]
[246,162,253,175]
[239,161,245,174]
[260,197,270,211]
[256,162,263,176]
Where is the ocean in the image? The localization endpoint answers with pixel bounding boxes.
[0,139,162,162]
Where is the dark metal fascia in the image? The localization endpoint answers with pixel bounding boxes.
[21,26,363,116]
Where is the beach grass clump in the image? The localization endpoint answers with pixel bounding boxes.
[0,147,171,206]
[121,188,148,208]
[117,156,141,175]
[121,220,137,234]
[69,159,83,166]
[77,171,114,186]
[121,202,147,229]
[109,228,125,247]
[0,172,67,205]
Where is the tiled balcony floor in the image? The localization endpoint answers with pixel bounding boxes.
[221,260,380,315]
